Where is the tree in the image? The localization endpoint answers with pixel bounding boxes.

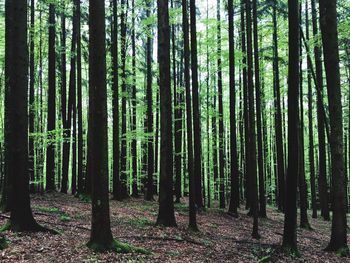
[46,1,56,192]
[282,0,299,252]
[4,0,48,232]
[145,0,155,201]
[87,0,114,250]
[227,0,239,217]
[182,0,198,231]
[311,0,329,221]
[272,0,285,212]
[156,0,177,227]
[190,0,204,210]
[319,0,348,253]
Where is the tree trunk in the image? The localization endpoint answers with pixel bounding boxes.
[190,0,204,210]
[156,0,177,227]
[87,0,114,249]
[46,2,57,192]
[319,0,348,252]
[282,0,299,251]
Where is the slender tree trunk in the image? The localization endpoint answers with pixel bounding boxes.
[245,0,259,239]
[182,0,197,230]
[29,0,35,194]
[311,0,330,221]
[131,0,138,197]
[227,0,239,217]
[252,0,266,218]
[145,0,154,201]
[272,0,285,212]
[319,0,348,252]
[46,2,56,192]
[190,0,204,210]
[282,0,299,251]
[111,0,121,200]
[306,0,317,219]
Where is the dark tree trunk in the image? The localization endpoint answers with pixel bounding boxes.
[298,2,311,230]
[61,1,69,194]
[227,0,239,217]
[76,0,84,195]
[4,0,47,232]
[245,0,259,239]
[282,0,299,251]
[156,0,177,227]
[190,0,204,210]
[87,0,114,249]
[311,0,330,221]
[319,0,348,252]
[272,0,285,212]
[46,2,56,192]
[120,0,129,199]
[173,0,182,204]
[252,0,266,218]
[217,0,225,209]
[29,0,35,194]
[145,0,154,201]
[131,0,138,197]
[111,0,121,200]
[182,0,197,230]
[306,0,317,219]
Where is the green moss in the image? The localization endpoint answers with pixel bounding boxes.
[336,247,350,258]
[0,222,11,233]
[78,194,92,203]
[59,215,71,222]
[35,206,61,214]
[257,255,271,263]
[0,236,8,250]
[87,239,151,254]
[282,245,300,259]
[125,217,153,229]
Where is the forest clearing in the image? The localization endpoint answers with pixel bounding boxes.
[0,193,349,262]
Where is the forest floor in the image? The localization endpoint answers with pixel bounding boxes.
[0,193,349,262]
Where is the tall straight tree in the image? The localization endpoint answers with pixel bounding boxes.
[76,0,84,195]
[4,0,48,232]
[46,1,56,192]
[217,0,225,209]
[190,0,204,210]
[131,0,138,197]
[87,0,114,250]
[120,0,129,199]
[145,0,154,201]
[306,0,317,219]
[111,0,121,200]
[156,0,177,227]
[182,0,197,230]
[245,0,259,239]
[252,0,266,218]
[29,0,35,193]
[227,0,239,217]
[311,0,329,221]
[282,0,299,251]
[319,0,348,252]
[272,0,285,212]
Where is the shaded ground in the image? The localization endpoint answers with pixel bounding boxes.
[0,193,349,262]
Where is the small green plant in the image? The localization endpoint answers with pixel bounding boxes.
[0,236,8,250]
[336,247,350,258]
[36,206,60,214]
[60,215,71,222]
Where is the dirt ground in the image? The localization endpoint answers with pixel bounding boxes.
[0,193,349,262]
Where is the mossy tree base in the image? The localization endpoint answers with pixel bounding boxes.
[87,239,151,254]
[324,244,349,257]
[300,222,313,230]
[0,236,8,250]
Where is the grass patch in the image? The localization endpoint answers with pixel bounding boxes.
[87,239,151,254]
[125,217,153,229]
[336,247,350,258]
[35,206,61,214]
[60,215,71,222]
[0,236,8,250]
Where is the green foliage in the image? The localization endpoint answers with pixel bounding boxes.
[87,239,151,254]
[125,217,153,229]
[282,245,300,259]
[36,206,60,214]
[336,247,350,258]
[59,215,71,222]
[0,236,8,250]
[257,255,271,263]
